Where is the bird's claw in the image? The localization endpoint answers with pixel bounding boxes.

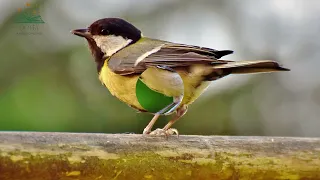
[149,128,179,137]
[143,127,151,135]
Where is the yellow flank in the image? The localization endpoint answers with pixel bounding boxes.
[177,65,212,105]
[99,62,212,112]
[99,63,144,111]
[140,67,184,97]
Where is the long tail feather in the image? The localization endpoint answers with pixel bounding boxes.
[213,60,290,74]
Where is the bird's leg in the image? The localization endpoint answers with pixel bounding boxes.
[163,105,188,130]
[143,97,183,135]
[143,113,160,134]
[150,105,188,136]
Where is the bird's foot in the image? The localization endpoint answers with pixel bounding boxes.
[149,128,179,137]
[143,128,151,135]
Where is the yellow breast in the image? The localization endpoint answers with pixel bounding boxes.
[99,63,211,112]
[99,64,145,111]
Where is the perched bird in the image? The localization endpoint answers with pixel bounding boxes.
[71,18,289,136]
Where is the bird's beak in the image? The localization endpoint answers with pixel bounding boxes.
[71,28,91,38]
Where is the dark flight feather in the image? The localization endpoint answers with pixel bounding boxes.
[109,42,233,75]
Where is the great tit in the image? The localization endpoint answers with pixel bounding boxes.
[71,18,289,136]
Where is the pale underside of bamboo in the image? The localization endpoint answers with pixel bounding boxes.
[0,132,319,180]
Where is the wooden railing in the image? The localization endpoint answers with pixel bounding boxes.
[0,132,319,179]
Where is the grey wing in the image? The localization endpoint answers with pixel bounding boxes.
[142,44,233,68]
[107,41,233,75]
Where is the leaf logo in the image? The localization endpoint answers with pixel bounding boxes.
[14,2,45,24]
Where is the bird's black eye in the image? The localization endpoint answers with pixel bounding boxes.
[100,28,109,35]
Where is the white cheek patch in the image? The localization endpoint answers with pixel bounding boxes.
[93,35,132,56]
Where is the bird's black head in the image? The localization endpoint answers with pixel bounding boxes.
[71,18,142,71]
[88,18,141,42]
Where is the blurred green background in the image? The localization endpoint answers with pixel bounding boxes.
[0,0,319,136]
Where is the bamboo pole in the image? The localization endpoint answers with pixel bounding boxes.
[0,132,319,180]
